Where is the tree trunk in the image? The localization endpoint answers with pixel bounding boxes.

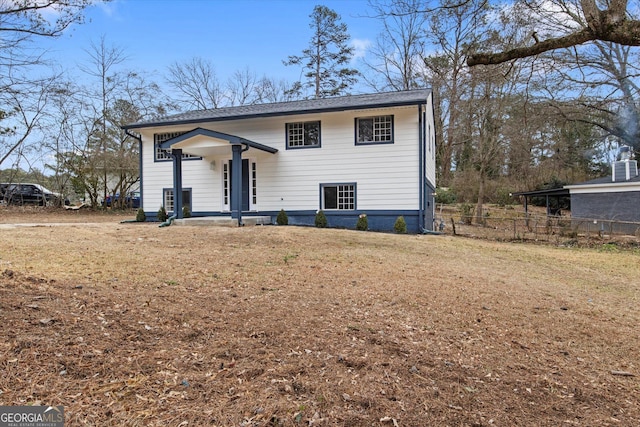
[475,172,485,225]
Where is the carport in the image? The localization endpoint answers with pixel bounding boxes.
[511,187,571,217]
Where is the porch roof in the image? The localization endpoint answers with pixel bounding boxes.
[160,127,278,157]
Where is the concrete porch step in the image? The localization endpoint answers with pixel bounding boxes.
[173,216,272,226]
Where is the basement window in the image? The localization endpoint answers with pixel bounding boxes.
[163,188,192,213]
[321,183,356,210]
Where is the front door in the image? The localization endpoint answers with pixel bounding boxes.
[229,159,250,211]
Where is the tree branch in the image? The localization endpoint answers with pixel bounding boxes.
[468,2,640,67]
[468,28,595,66]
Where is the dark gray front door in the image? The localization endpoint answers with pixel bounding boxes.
[229,159,250,211]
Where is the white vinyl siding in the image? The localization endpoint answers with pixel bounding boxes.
[138,97,436,214]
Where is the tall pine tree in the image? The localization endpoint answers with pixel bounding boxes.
[285,5,359,99]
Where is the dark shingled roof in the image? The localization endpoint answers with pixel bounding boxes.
[511,187,570,197]
[123,89,432,130]
[513,174,640,197]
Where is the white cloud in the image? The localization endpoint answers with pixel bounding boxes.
[97,0,120,18]
[351,38,371,61]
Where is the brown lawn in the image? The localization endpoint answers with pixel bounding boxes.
[0,207,638,426]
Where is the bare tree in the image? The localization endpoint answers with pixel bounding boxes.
[0,0,96,68]
[78,36,128,205]
[44,37,169,208]
[424,0,488,185]
[227,67,259,106]
[362,0,428,91]
[253,76,296,103]
[46,81,104,207]
[0,0,101,168]
[543,41,640,150]
[0,73,56,166]
[468,0,640,66]
[166,57,226,110]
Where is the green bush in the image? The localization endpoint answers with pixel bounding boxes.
[459,203,474,225]
[315,210,327,228]
[394,216,407,234]
[136,208,146,222]
[495,188,515,207]
[435,187,457,204]
[157,206,168,222]
[183,204,192,218]
[276,209,288,225]
[356,213,368,231]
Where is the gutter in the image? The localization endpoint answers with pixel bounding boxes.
[418,103,425,232]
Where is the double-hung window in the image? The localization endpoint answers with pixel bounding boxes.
[154,132,202,161]
[286,121,321,148]
[355,115,394,144]
[163,188,192,213]
[321,183,356,210]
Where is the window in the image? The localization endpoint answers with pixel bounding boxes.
[251,162,257,205]
[321,183,356,210]
[355,115,393,144]
[154,132,202,161]
[286,121,321,148]
[163,188,192,213]
[223,162,230,206]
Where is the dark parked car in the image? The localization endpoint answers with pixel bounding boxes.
[0,183,69,206]
[103,192,140,209]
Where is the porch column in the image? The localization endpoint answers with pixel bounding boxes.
[231,144,243,226]
[172,148,183,219]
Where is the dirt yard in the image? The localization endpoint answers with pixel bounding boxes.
[0,207,638,426]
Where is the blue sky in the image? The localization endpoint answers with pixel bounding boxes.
[42,0,379,88]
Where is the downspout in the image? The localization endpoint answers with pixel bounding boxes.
[239,143,250,227]
[239,143,250,226]
[125,129,144,216]
[418,104,425,232]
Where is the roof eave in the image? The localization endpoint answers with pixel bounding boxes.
[122,98,429,131]
[565,181,640,190]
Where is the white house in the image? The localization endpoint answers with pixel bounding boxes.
[122,89,437,233]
